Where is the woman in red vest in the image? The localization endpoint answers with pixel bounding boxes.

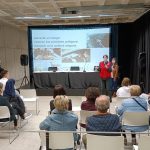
[99,55,112,101]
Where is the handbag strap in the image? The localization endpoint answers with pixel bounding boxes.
[132,97,147,111]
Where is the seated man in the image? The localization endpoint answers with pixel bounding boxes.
[40,95,79,148]
[83,95,121,147]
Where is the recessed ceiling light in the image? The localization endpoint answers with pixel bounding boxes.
[60,15,91,19]
[15,16,53,20]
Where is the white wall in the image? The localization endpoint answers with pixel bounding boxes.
[0,21,28,87]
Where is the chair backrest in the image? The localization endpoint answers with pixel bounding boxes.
[115,97,130,106]
[0,106,10,119]
[80,110,96,124]
[138,136,150,150]
[122,111,149,126]
[87,134,124,150]
[39,132,74,149]
[20,89,36,98]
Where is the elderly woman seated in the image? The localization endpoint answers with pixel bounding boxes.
[116,85,148,145]
[40,95,79,146]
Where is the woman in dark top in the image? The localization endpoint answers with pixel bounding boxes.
[81,87,100,111]
[0,82,17,128]
[80,87,100,128]
[50,84,72,112]
[3,79,26,119]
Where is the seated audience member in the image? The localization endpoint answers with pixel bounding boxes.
[116,85,148,144]
[0,70,20,96]
[81,87,100,111]
[116,77,131,97]
[0,70,9,92]
[3,79,28,119]
[0,83,18,128]
[50,84,72,112]
[83,95,121,147]
[140,93,150,103]
[86,95,121,132]
[80,87,100,127]
[0,61,4,79]
[40,95,79,143]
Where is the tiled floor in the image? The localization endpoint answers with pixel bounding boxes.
[0,96,133,150]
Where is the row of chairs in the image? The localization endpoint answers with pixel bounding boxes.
[79,110,150,131]
[0,89,38,143]
[39,131,150,150]
[0,106,31,143]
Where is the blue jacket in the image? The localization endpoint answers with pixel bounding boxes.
[3,79,16,97]
[116,96,148,132]
[39,109,78,140]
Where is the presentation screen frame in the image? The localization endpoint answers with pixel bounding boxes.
[28,24,114,76]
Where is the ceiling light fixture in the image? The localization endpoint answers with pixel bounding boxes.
[15,16,53,20]
[60,15,91,19]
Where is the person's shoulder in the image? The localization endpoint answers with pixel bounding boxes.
[81,100,88,107]
[137,96,147,103]
[110,113,119,119]
[86,115,95,122]
[81,100,88,105]
[50,99,54,104]
[117,87,123,92]
[121,98,134,106]
[66,111,78,121]
[68,111,78,118]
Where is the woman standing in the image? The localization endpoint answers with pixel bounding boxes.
[111,58,119,97]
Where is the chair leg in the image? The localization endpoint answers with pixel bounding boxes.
[36,99,40,115]
[9,121,19,144]
[19,116,28,129]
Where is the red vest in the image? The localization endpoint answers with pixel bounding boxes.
[99,61,111,79]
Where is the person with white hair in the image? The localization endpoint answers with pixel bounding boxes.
[86,95,121,132]
[82,95,121,148]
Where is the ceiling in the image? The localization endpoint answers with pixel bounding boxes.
[0,0,150,29]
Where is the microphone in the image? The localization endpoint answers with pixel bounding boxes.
[104,61,108,65]
[83,58,87,72]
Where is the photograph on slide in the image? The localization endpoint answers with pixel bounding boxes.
[62,49,90,63]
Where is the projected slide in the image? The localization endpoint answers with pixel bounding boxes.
[30,27,110,72]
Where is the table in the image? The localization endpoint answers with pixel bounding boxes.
[33,72,101,89]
